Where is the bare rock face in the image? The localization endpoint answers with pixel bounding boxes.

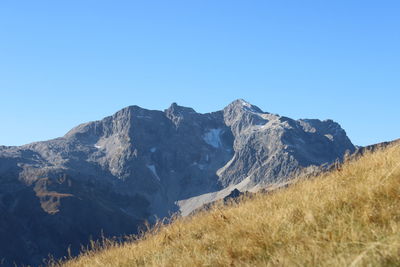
[218,99,354,187]
[0,99,355,266]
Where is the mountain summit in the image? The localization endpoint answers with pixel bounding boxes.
[0,100,355,266]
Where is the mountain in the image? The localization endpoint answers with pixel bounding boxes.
[0,99,355,266]
[56,139,400,267]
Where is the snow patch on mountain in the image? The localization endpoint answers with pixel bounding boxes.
[203,129,222,148]
[146,164,160,181]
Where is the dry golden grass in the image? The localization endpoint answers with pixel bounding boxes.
[56,143,400,267]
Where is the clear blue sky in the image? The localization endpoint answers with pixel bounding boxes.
[0,1,399,146]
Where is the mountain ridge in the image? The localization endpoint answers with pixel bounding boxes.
[0,99,355,266]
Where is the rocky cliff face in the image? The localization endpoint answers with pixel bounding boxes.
[218,100,354,186]
[0,99,355,266]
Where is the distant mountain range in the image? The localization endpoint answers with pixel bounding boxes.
[0,99,356,266]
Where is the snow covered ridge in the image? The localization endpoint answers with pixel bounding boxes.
[203,128,223,148]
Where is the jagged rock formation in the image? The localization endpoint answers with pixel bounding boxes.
[0,99,355,266]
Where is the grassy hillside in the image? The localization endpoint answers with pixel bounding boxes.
[56,142,400,267]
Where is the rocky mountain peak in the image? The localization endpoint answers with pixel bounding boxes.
[165,102,197,127]
[0,99,357,267]
[223,99,268,134]
[225,99,264,114]
[165,102,197,116]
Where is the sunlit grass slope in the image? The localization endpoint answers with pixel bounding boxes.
[58,143,400,267]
